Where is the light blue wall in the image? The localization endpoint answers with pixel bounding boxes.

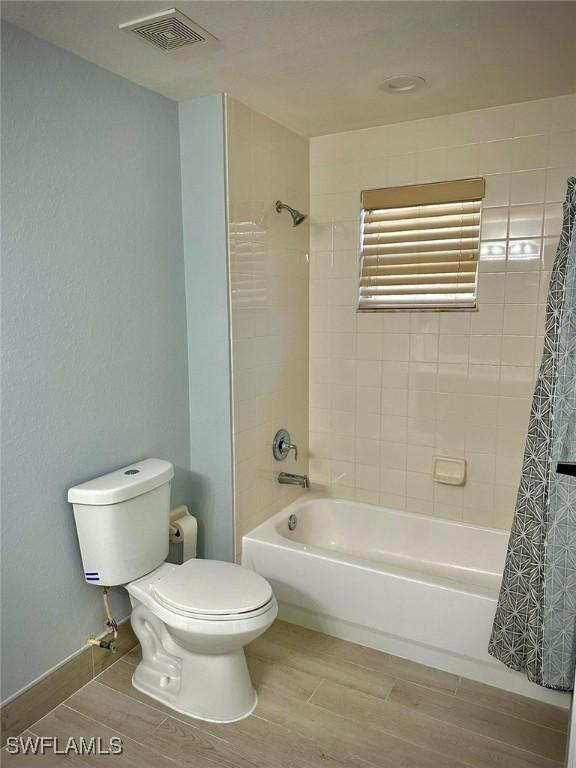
[1,23,193,701]
[178,95,235,562]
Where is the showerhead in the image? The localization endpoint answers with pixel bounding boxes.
[275,200,307,227]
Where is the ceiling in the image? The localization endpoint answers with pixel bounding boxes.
[2,1,576,137]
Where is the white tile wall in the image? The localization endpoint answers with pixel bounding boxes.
[226,97,310,557]
[309,94,576,530]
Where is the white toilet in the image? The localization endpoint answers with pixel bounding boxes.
[68,458,277,723]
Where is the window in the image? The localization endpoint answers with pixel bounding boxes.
[358,178,485,311]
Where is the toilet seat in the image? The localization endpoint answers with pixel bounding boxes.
[151,597,275,622]
[148,559,274,622]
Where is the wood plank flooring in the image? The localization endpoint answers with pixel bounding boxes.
[1,621,138,747]
[2,620,569,767]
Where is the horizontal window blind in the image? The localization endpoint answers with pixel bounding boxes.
[359,178,485,311]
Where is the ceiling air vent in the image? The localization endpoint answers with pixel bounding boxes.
[119,8,217,53]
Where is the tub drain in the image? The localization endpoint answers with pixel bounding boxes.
[288,514,297,531]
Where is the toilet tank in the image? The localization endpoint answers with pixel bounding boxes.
[68,458,174,586]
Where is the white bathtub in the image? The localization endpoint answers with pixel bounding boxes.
[242,495,568,706]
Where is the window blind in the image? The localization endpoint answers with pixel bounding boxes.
[359,178,485,311]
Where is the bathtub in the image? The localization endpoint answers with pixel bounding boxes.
[242,495,568,706]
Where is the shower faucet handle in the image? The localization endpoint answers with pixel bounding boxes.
[273,429,298,461]
[283,441,298,461]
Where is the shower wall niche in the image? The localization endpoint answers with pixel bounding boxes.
[226,97,310,558]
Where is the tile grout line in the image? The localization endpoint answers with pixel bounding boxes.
[266,629,566,730]
[257,635,456,690]
[25,624,566,767]
[15,729,94,768]
[458,700,567,736]
[308,685,565,766]
[187,642,569,762]
[301,691,486,768]
[15,654,136,742]
[59,701,182,764]
[383,677,399,702]
[95,671,241,747]
[405,675,568,736]
[20,644,560,768]
[305,678,324,703]
[61,681,173,745]
[247,645,400,701]
[312,692,564,768]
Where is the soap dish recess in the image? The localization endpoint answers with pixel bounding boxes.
[433,456,466,486]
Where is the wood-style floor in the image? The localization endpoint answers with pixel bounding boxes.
[2,620,569,767]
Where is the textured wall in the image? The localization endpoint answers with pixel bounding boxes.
[1,23,191,701]
[226,97,310,558]
[309,94,576,530]
[179,94,235,562]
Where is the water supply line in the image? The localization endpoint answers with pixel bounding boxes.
[102,586,119,639]
[87,586,119,652]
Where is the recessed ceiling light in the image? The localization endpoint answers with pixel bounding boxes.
[381,75,427,94]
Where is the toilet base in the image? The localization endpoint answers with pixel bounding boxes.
[132,670,258,723]
[130,603,260,723]
[131,651,258,723]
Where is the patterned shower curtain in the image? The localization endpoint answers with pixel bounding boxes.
[489,177,576,691]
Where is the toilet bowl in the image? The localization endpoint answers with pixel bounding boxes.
[126,559,277,722]
[68,458,277,724]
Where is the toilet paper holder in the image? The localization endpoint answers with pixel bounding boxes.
[169,505,197,561]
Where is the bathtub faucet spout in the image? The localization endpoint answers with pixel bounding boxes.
[278,472,310,489]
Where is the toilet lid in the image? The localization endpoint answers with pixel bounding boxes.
[150,559,273,617]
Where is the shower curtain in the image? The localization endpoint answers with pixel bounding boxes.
[489,177,576,691]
